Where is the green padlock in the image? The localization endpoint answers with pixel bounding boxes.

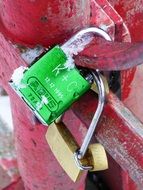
[10,46,90,125]
[10,27,111,125]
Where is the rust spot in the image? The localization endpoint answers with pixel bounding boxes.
[40,16,48,23]
[31,139,37,147]
[29,127,34,131]
[2,72,5,77]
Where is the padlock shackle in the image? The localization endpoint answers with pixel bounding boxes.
[75,70,105,162]
[61,27,112,52]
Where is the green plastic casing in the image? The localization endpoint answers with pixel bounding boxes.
[11,46,90,125]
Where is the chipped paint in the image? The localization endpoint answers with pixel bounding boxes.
[20,46,45,65]
[108,93,143,137]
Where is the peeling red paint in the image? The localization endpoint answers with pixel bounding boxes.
[0,0,143,190]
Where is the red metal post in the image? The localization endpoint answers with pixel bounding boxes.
[0,0,90,47]
[112,2,143,189]
[0,1,90,190]
[1,0,143,190]
[112,0,143,122]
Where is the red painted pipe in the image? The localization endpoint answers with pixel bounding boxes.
[0,1,90,190]
[0,32,87,188]
[0,0,90,47]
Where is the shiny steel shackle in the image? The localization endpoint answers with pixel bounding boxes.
[61,27,111,170]
[74,70,105,171]
[61,27,112,51]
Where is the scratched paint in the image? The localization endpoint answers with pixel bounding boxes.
[0,0,90,47]
[109,0,143,41]
[0,1,89,189]
[1,0,143,189]
[109,0,143,126]
[71,91,143,189]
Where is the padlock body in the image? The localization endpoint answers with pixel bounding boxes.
[46,122,83,182]
[11,46,90,125]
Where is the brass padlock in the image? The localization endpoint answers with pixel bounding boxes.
[46,122,108,182]
[46,70,108,182]
[46,122,83,182]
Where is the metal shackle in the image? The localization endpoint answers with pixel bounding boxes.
[74,70,105,171]
[61,27,111,170]
[61,27,112,51]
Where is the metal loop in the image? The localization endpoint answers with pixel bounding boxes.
[74,149,93,171]
[62,27,112,50]
[62,27,109,170]
[74,70,105,170]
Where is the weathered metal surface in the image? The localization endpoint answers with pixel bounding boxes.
[90,0,115,40]
[0,33,86,190]
[108,0,143,123]
[75,39,143,70]
[72,3,143,189]
[109,0,143,42]
[67,91,143,189]
[0,0,143,190]
[0,0,90,47]
[1,27,140,189]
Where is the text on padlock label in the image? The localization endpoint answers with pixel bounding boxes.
[10,46,90,125]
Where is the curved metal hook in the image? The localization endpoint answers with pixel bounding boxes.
[74,150,93,171]
[62,27,109,171]
[74,70,105,170]
[62,27,112,50]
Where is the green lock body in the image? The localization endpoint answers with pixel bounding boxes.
[10,46,90,125]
